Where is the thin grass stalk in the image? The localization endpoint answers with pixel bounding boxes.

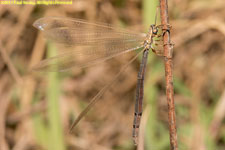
[143,1,167,149]
[47,42,65,150]
[159,0,178,149]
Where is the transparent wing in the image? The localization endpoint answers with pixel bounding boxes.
[32,45,143,72]
[69,49,144,132]
[32,17,146,71]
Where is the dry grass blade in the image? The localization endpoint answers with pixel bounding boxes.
[0,92,10,150]
[210,90,225,139]
[0,42,22,84]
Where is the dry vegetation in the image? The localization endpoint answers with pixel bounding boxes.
[0,0,225,150]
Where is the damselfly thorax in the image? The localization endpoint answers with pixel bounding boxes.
[143,24,160,50]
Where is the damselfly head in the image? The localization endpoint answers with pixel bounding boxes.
[151,24,158,35]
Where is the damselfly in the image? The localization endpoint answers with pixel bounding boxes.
[33,16,164,145]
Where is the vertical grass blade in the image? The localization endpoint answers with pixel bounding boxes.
[47,42,65,150]
[143,0,159,28]
[32,96,49,148]
[142,0,168,149]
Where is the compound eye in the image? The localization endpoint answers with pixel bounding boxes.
[153,28,158,34]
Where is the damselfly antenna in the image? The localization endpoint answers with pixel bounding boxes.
[155,6,160,25]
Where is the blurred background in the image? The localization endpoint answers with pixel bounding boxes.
[0,0,225,150]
